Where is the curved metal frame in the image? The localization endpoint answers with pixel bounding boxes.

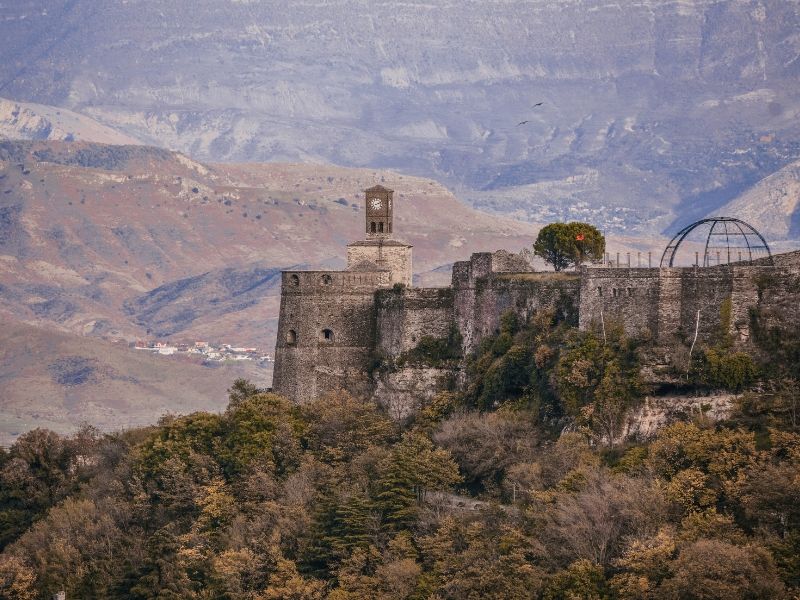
[660,217,772,267]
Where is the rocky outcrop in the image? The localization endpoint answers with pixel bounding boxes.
[373,367,455,422]
[0,97,139,145]
[620,394,736,443]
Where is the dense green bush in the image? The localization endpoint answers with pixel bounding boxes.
[691,348,759,392]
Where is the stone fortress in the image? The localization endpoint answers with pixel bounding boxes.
[273,188,800,417]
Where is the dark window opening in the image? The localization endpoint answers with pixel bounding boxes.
[286,329,297,344]
[597,287,602,296]
[321,328,334,343]
[289,274,300,287]
[370,222,376,233]
[378,222,384,233]
[321,274,332,285]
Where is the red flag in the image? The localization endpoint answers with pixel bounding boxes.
[575,233,585,241]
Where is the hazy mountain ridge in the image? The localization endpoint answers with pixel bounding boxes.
[1,0,799,235]
[0,96,142,145]
[706,158,800,241]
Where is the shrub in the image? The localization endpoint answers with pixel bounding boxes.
[691,348,759,392]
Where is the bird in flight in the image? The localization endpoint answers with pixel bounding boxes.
[533,101,544,107]
[517,120,530,126]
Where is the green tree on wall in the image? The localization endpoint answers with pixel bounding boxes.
[533,222,605,271]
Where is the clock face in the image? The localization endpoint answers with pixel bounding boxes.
[369,197,383,211]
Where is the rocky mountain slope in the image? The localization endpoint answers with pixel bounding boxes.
[705,158,800,245]
[1,0,799,236]
[0,97,141,145]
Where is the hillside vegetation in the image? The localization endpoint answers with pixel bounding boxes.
[1,307,798,599]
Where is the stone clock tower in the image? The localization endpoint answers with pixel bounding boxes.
[365,184,393,237]
[346,185,412,286]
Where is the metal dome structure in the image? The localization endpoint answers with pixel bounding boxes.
[660,217,773,268]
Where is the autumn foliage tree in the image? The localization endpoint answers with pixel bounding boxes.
[1,308,799,600]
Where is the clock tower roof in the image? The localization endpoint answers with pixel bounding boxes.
[364,184,394,193]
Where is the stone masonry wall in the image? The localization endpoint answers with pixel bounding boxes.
[375,287,455,358]
[748,265,800,341]
[579,260,800,349]
[579,267,660,336]
[372,287,456,421]
[347,240,413,286]
[272,270,389,403]
[453,253,580,354]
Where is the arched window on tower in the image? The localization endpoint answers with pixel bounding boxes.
[320,329,334,343]
[289,274,300,287]
[286,329,297,344]
[370,222,376,233]
[320,274,332,286]
[378,222,384,233]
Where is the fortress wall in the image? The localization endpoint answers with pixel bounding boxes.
[454,260,580,353]
[375,287,454,358]
[579,268,660,336]
[272,270,383,403]
[579,266,736,344]
[728,266,762,343]
[578,262,799,348]
[674,266,734,345]
[746,266,800,336]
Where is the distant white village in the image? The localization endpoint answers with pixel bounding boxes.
[133,340,274,365]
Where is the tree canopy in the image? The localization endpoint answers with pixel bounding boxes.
[2,305,799,598]
[533,222,605,271]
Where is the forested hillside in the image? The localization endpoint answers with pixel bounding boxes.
[1,305,798,599]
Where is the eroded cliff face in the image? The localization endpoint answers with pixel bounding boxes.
[616,394,736,445]
[373,367,455,422]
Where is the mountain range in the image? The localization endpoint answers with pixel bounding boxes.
[1,0,799,236]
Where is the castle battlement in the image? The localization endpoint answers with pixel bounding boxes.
[280,270,391,294]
